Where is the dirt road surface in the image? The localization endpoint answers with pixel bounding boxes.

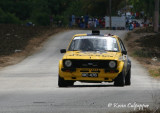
[0,30,159,113]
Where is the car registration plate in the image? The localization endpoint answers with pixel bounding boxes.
[82,73,98,77]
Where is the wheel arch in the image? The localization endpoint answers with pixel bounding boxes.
[118,61,125,74]
[59,60,63,77]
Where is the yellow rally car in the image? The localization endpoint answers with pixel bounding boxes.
[58,30,131,87]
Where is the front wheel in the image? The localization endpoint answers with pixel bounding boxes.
[58,76,74,87]
[114,71,125,87]
[125,68,131,85]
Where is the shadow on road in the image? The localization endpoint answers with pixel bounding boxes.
[68,84,116,88]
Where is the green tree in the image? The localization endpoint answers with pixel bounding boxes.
[81,0,124,16]
[48,0,72,15]
[0,0,126,26]
[64,0,84,16]
[0,0,32,20]
[29,0,51,25]
[129,0,154,17]
[0,8,21,24]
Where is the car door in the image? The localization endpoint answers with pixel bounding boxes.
[119,39,128,75]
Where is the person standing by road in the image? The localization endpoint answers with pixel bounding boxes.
[72,14,75,26]
[50,15,54,27]
[84,14,89,28]
[69,15,72,27]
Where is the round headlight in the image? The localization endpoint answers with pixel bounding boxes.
[109,61,116,68]
[65,60,72,67]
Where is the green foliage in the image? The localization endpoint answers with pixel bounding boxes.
[82,0,108,16]
[64,1,84,16]
[3,13,21,24]
[62,0,84,25]
[48,0,72,15]
[0,8,21,24]
[0,0,32,20]
[129,0,154,17]
[29,0,51,26]
[13,1,32,20]
[31,12,50,26]
[149,69,160,77]
[133,50,152,58]
[0,0,126,26]
[81,0,124,16]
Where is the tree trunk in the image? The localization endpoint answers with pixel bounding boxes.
[154,0,159,32]
[109,0,112,29]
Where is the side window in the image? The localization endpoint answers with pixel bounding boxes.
[68,40,74,51]
[119,39,126,51]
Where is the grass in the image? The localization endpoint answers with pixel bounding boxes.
[124,32,131,41]
[125,28,160,78]
[132,50,151,58]
[133,27,154,33]
[149,69,160,77]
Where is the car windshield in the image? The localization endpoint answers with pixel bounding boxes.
[68,36,119,52]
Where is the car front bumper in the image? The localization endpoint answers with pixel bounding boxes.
[59,68,120,82]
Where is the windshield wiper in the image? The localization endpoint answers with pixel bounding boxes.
[72,49,81,51]
[90,49,107,52]
[91,49,100,51]
[92,50,117,52]
[107,50,118,52]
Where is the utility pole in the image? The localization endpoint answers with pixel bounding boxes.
[125,0,127,17]
[109,0,112,29]
[125,0,127,30]
[154,0,159,32]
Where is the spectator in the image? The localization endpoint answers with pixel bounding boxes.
[126,22,129,30]
[102,18,105,28]
[140,22,144,27]
[77,17,81,27]
[94,18,97,28]
[99,18,102,28]
[129,23,133,30]
[72,14,75,26]
[133,22,136,28]
[84,14,89,28]
[50,16,53,26]
[69,15,72,27]
[80,16,85,28]
[144,16,147,24]
[136,22,140,27]
[96,18,99,27]
[88,18,93,28]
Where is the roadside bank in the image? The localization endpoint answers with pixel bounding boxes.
[125,27,160,78]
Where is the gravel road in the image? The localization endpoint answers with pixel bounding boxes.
[0,30,159,113]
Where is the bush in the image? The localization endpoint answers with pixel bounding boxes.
[0,8,21,24]
[3,13,21,24]
[133,50,152,58]
[53,15,65,25]
[31,12,50,26]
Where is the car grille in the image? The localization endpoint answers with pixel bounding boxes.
[63,60,116,69]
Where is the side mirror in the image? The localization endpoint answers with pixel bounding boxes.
[60,49,66,53]
[122,50,127,55]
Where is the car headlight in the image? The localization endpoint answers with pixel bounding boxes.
[109,61,116,68]
[64,60,72,67]
[118,56,123,61]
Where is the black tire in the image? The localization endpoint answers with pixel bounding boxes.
[125,68,131,85]
[58,76,74,87]
[114,70,125,87]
